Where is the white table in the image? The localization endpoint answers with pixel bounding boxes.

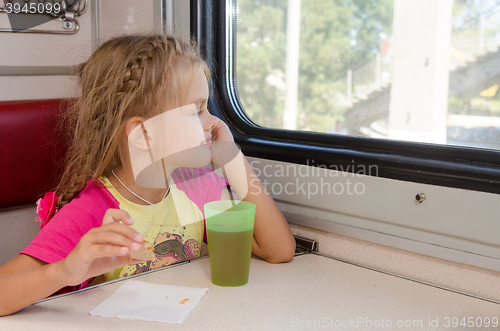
[1,254,498,330]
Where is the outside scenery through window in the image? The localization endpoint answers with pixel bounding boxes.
[235,0,500,151]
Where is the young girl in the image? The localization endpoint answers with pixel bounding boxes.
[0,34,295,316]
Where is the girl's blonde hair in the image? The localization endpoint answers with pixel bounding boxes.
[56,34,210,209]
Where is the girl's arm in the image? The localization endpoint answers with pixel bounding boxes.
[0,209,144,316]
[212,123,296,263]
[224,156,296,263]
[0,255,66,316]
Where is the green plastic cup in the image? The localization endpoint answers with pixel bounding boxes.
[204,200,256,287]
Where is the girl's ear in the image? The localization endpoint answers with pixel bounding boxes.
[126,116,149,150]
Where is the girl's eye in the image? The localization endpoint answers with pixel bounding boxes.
[197,108,205,116]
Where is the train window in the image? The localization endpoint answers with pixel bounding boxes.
[235,0,500,151]
[194,0,500,268]
[188,0,500,196]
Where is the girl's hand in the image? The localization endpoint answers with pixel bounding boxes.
[57,209,145,286]
[211,120,234,143]
[210,120,240,169]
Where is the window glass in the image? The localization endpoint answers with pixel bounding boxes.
[235,0,500,151]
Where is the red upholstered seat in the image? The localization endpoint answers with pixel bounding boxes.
[0,99,69,209]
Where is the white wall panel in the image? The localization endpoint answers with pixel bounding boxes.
[0,75,79,100]
[248,157,500,262]
[0,1,93,67]
[100,0,157,42]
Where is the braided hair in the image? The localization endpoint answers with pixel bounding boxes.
[55,34,209,209]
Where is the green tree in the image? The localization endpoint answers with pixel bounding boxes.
[236,0,393,132]
[237,0,287,128]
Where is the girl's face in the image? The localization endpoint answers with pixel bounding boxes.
[128,68,218,187]
[185,68,218,146]
[167,68,218,168]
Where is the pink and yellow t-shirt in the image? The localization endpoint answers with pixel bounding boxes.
[21,167,228,289]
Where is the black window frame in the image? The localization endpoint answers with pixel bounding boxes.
[191,0,500,195]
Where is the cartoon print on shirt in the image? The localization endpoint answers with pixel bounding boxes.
[150,232,200,270]
[183,238,200,260]
[124,232,200,276]
[127,262,150,277]
[154,233,187,259]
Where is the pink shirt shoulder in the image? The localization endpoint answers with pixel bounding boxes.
[20,180,118,264]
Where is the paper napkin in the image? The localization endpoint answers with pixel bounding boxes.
[90,280,209,324]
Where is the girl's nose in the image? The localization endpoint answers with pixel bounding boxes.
[205,113,219,131]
